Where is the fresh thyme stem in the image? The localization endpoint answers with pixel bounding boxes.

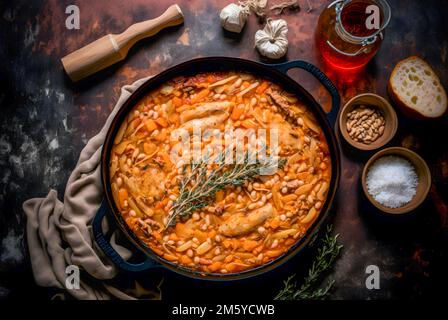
[274,224,343,300]
[166,152,286,227]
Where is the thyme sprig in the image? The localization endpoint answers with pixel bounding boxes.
[275,225,343,300]
[166,152,286,227]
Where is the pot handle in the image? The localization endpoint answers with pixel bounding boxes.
[267,60,340,127]
[92,200,159,272]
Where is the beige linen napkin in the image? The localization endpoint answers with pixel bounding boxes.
[22,77,158,300]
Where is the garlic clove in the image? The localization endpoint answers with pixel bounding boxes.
[220,3,249,33]
[255,19,289,59]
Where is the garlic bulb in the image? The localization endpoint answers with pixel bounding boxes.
[255,19,289,59]
[220,3,249,33]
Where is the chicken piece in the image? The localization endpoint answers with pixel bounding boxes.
[179,112,229,134]
[124,168,166,201]
[219,204,275,237]
[139,168,166,200]
[180,101,233,123]
[270,121,302,152]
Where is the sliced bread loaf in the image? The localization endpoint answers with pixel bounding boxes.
[388,56,447,119]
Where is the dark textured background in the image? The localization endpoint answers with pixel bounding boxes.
[0,0,447,300]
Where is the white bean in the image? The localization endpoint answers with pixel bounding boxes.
[248,203,257,210]
[234,78,242,87]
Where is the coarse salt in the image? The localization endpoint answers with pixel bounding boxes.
[366,155,418,208]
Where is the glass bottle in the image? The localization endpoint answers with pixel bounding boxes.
[316,0,391,70]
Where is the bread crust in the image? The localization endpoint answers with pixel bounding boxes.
[388,56,447,120]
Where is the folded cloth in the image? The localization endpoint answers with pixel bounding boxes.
[23,77,158,300]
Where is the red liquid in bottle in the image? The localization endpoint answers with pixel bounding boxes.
[316,0,384,70]
[341,1,383,37]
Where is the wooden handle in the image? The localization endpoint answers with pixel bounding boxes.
[61,4,184,82]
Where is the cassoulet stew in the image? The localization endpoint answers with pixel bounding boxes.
[109,71,331,274]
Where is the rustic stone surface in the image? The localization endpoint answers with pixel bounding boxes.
[0,0,447,300]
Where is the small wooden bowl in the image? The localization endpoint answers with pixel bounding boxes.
[361,147,432,214]
[339,93,398,151]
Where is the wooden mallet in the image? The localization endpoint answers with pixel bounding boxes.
[61,4,184,82]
